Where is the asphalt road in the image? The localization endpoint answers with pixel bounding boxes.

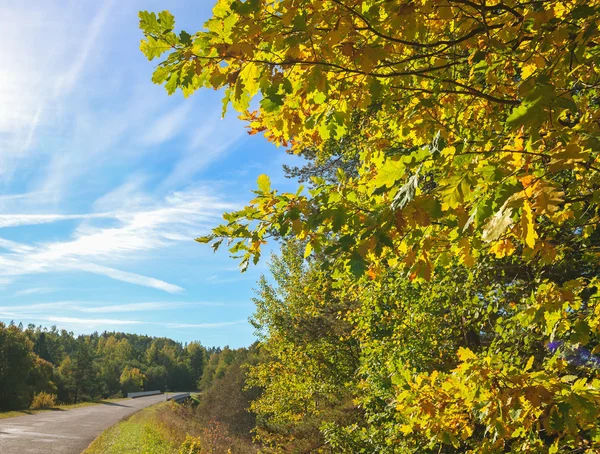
[0,394,166,454]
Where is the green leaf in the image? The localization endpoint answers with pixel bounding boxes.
[571,320,591,345]
[233,74,251,111]
[165,73,179,95]
[179,30,192,45]
[158,11,175,32]
[222,87,232,117]
[139,11,159,34]
[349,253,367,277]
[211,239,224,252]
[506,84,554,129]
[371,158,405,193]
[140,36,171,61]
[151,65,171,84]
[438,174,472,210]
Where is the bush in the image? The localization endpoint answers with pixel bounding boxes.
[30,392,57,409]
[178,435,202,454]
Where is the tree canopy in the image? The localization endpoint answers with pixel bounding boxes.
[0,323,214,410]
[140,1,600,452]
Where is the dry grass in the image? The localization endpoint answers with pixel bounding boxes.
[156,401,258,453]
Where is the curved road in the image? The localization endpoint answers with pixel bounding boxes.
[0,394,166,454]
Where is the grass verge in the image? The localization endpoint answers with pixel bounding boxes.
[83,402,177,454]
[84,399,257,454]
[0,398,127,420]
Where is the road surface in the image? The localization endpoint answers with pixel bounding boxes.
[0,394,166,454]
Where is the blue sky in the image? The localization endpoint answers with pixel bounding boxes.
[0,0,299,347]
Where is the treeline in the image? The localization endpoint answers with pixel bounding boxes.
[0,322,229,411]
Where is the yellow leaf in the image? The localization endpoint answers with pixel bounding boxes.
[521,200,538,249]
[304,242,312,258]
[430,370,439,383]
[524,355,534,371]
[490,239,516,258]
[514,134,525,151]
[457,347,476,362]
[521,63,536,80]
[239,62,261,96]
[534,185,564,215]
[399,424,413,435]
[257,174,271,193]
[458,238,475,267]
[553,2,567,19]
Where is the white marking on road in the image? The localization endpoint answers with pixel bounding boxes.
[0,427,79,439]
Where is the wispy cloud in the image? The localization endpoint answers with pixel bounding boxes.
[0,300,225,314]
[77,263,184,293]
[160,112,247,189]
[13,287,61,297]
[206,275,255,285]
[80,301,224,313]
[0,313,247,331]
[165,320,247,329]
[53,0,115,97]
[0,213,112,228]
[46,316,142,326]
[0,237,36,253]
[0,187,237,293]
[141,104,191,146]
[0,0,256,344]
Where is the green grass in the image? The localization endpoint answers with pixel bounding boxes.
[84,396,257,454]
[0,398,127,420]
[83,402,177,454]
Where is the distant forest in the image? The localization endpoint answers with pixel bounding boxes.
[0,322,249,411]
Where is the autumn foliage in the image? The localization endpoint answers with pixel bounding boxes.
[141,1,600,452]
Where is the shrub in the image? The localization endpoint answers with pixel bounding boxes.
[179,435,202,454]
[30,392,56,409]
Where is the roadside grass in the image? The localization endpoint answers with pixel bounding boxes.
[0,398,127,420]
[84,398,257,454]
[84,402,178,454]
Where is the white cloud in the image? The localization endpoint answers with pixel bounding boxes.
[0,1,117,182]
[0,187,237,293]
[47,316,143,326]
[0,237,36,253]
[0,300,225,315]
[141,104,192,146]
[0,1,257,341]
[0,313,248,331]
[13,287,60,297]
[163,320,247,329]
[75,263,184,293]
[80,301,224,313]
[53,0,116,98]
[0,213,112,228]
[91,174,152,213]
